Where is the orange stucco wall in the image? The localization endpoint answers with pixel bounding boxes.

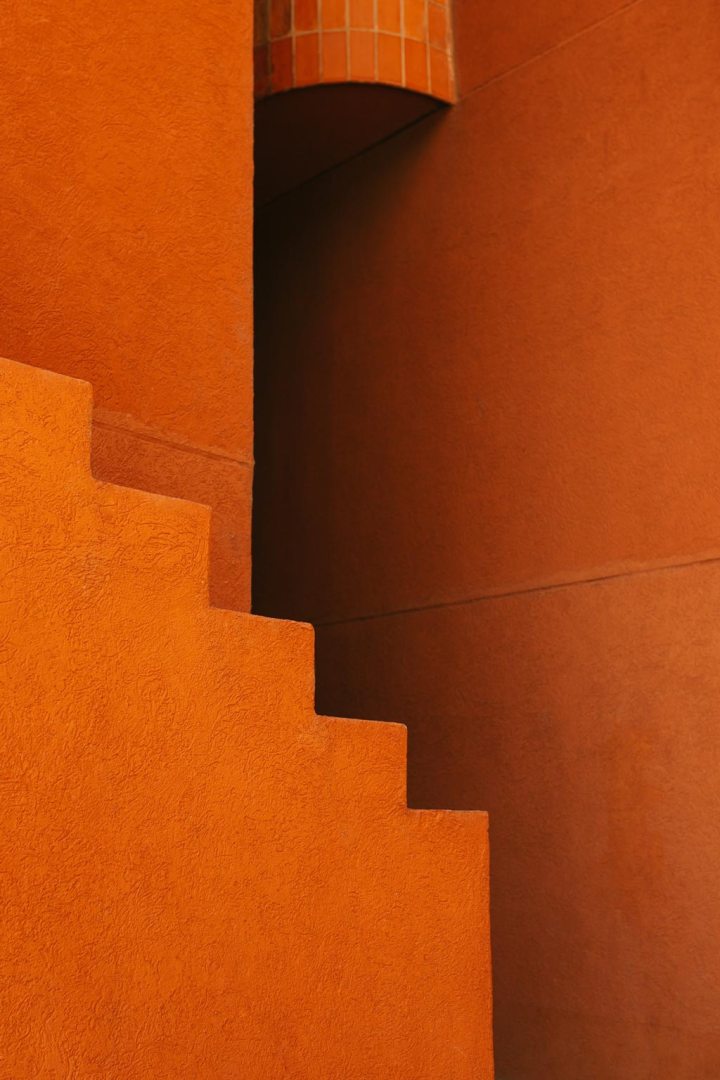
[0,4,495,1070]
[319,563,720,1077]
[0,355,494,1076]
[254,0,720,1075]
[0,0,253,609]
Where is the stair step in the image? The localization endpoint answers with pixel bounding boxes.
[0,355,92,481]
[207,607,316,719]
[0,353,493,1078]
[319,715,407,810]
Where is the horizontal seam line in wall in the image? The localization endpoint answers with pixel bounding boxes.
[315,552,720,626]
[256,102,442,210]
[502,999,720,1039]
[92,418,254,468]
[258,0,648,208]
[459,0,648,104]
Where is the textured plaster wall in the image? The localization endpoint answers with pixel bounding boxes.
[0,356,494,1077]
[253,0,720,1075]
[0,0,253,608]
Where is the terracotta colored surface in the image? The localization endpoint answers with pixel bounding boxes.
[91,422,251,611]
[255,0,720,623]
[254,0,454,99]
[0,0,254,609]
[0,356,493,1077]
[316,564,720,1078]
[454,0,635,93]
[253,0,720,1075]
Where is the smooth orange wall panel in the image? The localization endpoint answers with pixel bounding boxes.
[317,563,720,1079]
[453,0,632,92]
[0,0,253,608]
[255,0,720,623]
[255,0,454,100]
[253,0,720,1075]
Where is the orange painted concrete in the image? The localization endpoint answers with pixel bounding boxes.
[0,1,494,1070]
[253,0,720,1075]
[0,356,493,1077]
[318,565,720,1078]
[0,0,254,608]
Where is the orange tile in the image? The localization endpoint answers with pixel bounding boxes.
[270,37,294,90]
[350,0,374,29]
[429,45,451,99]
[294,0,319,32]
[322,31,348,80]
[295,32,321,84]
[254,0,268,46]
[402,0,425,40]
[350,29,375,79]
[378,0,400,32]
[322,0,347,29]
[254,44,271,96]
[404,37,427,91]
[377,32,402,85]
[427,2,447,49]
[270,0,292,39]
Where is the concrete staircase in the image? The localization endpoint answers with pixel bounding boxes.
[0,355,493,1077]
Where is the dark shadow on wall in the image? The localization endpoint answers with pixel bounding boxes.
[251,23,720,1075]
[254,84,439,206]
[253,98,452,636]
[253,102,464,633]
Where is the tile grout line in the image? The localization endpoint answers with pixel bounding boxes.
[400,0,406,86]
[424,0,430,92]
[345,0,350,75]
[319,0,324,80]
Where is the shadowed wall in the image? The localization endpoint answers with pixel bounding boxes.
[254,1,720,1075]
[0,2,495,1068]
